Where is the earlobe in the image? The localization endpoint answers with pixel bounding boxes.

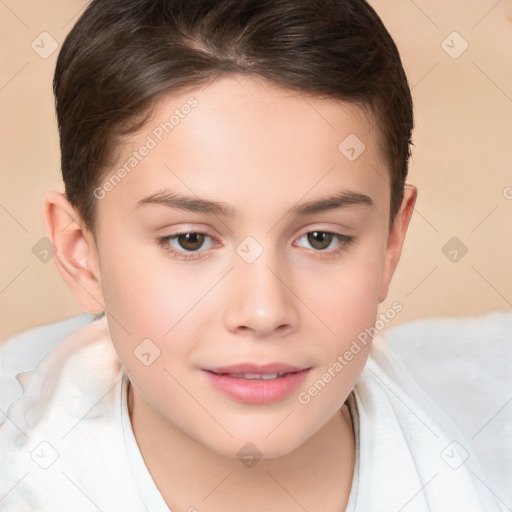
[42,191,105,314]
[378,184,417,303]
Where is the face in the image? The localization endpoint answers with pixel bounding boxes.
[82,74,411,458]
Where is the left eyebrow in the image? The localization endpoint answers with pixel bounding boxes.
[133,189,373,217]
[290,190,374,215]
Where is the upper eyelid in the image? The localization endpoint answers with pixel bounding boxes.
[161,221,353,237]
[161,227,349,239]
[293,231,353,250]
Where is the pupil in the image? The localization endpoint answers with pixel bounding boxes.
[308,231,332,250]
[178,233,205,251]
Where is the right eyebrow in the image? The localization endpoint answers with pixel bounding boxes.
[133,190,235,217]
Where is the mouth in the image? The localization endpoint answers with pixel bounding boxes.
[204,362,309,375]
[209,371,297,380]
[202,363,311,404]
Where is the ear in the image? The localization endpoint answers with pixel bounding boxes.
[378,184,417,303]
[42,191,105,314]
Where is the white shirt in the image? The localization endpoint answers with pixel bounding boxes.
[0,316,500,511]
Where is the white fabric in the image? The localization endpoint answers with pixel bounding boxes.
[0,315,501,511]
[0,312,99,413]
[385,311,512,507]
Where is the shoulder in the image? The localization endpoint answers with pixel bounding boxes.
[352,316,508,511]
[0,315,142,510]
[0,313,98,412]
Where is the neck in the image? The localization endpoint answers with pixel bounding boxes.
[128,381,355,512]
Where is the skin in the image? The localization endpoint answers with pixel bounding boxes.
[44,74,416,511]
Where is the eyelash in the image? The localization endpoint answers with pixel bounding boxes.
[156,230,354,261]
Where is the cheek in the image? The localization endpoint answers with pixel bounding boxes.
[97,236,224,384]
[296,264,380,414]
[98,232,211,333]
[299,252,384,338]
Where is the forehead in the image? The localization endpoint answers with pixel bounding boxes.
[97,74,389,223]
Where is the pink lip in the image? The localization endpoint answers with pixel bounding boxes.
[202,363,311,404]
[205,362,308,374]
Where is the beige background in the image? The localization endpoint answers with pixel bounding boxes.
[1,0,511,342]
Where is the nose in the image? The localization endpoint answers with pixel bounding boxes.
[222,247,299,338]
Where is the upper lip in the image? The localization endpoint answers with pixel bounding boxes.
[204,363,310,374]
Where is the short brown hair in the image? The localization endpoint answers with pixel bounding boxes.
[53,0,413,233]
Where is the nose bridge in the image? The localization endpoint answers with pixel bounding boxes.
[223,236,298,336]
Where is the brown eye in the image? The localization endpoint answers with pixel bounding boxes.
[157,231,217,261]
[176,233,206,251]
[307,231,333,250]
[294,230,354,258]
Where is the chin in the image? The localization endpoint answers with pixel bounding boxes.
[200,427,307,462]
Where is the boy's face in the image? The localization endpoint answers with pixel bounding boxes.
[56,74,415,458]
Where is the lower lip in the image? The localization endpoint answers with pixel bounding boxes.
[202,369,311,404]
